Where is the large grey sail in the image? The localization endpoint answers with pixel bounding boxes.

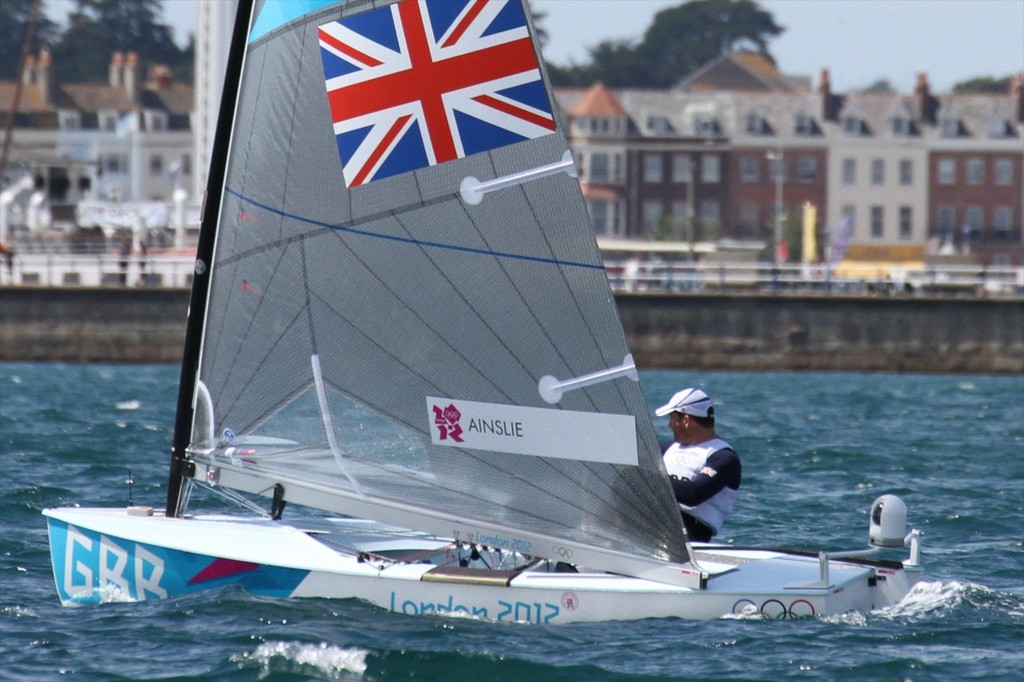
[189,0,690,570]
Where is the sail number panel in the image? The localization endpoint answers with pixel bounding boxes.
[427,397,638,465]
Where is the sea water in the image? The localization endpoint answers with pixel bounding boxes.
[1,363,1021,681]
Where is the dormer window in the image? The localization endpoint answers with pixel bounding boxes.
[144,110,168,131]
[842,115,867,136]
[647,116,673,135]
[891,116,915,137]
[58,110,81,131]
[939,113,961,137]
[744,110,772,135]
[794,111,818,136]
[98,111,118,132]
[694,114,720,137]
[987,114,1012,138]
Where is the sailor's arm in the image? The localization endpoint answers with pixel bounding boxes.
[669,449,741,506]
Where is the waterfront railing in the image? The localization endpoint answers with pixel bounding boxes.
[0,252,1021,298]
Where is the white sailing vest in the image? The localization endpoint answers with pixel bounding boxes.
[662,437,738,534]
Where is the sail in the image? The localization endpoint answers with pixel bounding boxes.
[184,0,691,573]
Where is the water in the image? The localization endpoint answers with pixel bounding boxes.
[2,363,1022,681]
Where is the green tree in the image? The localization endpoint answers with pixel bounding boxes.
[1,0,59,80]
[50,0,188,83]
[638,0,783,88]
[953,76,1014,93]
[548,0,783,88]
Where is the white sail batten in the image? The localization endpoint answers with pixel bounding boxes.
[186,0,693,577]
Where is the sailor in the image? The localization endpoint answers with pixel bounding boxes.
[655,388,741,542]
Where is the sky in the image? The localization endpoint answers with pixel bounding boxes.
[47,0,1024,93]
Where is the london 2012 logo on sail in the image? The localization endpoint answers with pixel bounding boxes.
[432,403,464,442]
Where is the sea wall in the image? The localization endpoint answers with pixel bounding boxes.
[2,287,1022,373]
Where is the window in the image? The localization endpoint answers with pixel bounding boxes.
[939,114,960,137]
[899,159,913,186]
[995,158,1013,185]
[937,206,955,237]
[797,157,817,183]
[589,200,609,234]
[672,154,693,182]
[768,156,786,182]
[671,200,690,222]
[740,156,759,183]
[871,159,884,186]
[694,115,719,137]
[794,112,816,135]
[965,206,983,230]
[899,206,912,240]
[59,111,81,131]
[144,111,167,131]
[891,117,910,136]
[700,201,720,227]
[647,116,672,135]
[642,200,662,232]
[180,154,192,176]
[99,111,118,132]
[937,158,955,185]
[965,158,984,185]
[745,111,769,135]
[590,153,609,182]
[842,158,856,185]
[870,206,884,239]
[701,155,720,183]
[149,155,164,176]
[104,154,128,174]
[643,155,663,183]
[841,205,856,241]
[993,207,1012,237]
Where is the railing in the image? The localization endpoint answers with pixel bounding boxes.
[603,259,1024,298]
[1,252,1022,298]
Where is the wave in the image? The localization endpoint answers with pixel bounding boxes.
[875,580,1024,620]
[230,641,368,680]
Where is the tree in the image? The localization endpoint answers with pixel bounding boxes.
[546,0,784,88]
[50,0,189,83]
[953,76,1014,93]
[638,0,783,88]
[0,0,59,80]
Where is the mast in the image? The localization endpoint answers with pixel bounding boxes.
[165,0,254,517]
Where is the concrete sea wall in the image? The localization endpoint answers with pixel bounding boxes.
[2,287,1022,373]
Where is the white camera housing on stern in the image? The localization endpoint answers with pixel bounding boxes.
[869,494,908,547]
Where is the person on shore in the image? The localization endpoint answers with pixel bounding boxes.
[655,388,741,542]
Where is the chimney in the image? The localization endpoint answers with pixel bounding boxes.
[36,49,54,107]
[1012,72,1024,124]
[124,52,141,103]
[915,72,937,125]
[819,68,839,121]
[109,52,124,87]
[148,64,173,90]
[21,54,35,86]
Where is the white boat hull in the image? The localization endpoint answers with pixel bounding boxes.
[44,507,922,623]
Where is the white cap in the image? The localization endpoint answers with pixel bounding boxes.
[654,388,714,417]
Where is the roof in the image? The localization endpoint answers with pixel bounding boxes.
[569,82,629,117]
[675,51,811,94]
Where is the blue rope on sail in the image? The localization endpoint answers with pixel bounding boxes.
[223,186,606,271]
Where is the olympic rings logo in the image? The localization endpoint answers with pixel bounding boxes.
[731,598,816,619]
[552,545,574,560]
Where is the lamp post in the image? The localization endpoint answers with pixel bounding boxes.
[765,148,784,264]
[684,154,695,261]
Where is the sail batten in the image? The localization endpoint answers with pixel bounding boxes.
[186,0,691,573]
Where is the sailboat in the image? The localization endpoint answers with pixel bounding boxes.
[44,0,923,623]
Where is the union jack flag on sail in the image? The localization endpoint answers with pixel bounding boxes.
[317,0,556,187]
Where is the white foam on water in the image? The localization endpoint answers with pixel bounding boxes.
[875,580,978,619]
[232,641,368,679]
[116,400,141,411]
